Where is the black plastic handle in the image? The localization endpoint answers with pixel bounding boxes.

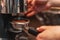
[28,27,40,36]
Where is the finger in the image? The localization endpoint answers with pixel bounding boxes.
[35,0,48,5]
[36,27,46,32]
[36,26,50,32]
[37,28,45,32]
[27,2,33,8]
[27,0,35,5]
[24,7,33,14]
[27,0,35,8]
[31,0,35,6]
[26,11,36,17]
[27,0,32,4]
[36,33,44,40]
[36,37,43,40]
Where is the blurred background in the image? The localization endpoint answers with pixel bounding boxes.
[0,0,60,40]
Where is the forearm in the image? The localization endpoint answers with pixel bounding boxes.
[49,0,60,7]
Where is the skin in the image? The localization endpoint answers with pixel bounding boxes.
[1,0,60,40]
[26,0,60,17]
[36,26,60,40]
[26,0,60,40]
[25,0,51,17]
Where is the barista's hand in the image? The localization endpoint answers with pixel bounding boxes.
[36,26,60,40]
[25,0,51,17]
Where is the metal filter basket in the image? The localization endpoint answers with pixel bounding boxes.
[10,19,30,31]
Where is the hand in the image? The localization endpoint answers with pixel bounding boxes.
[36,26,60,40]
[25,0,51,17]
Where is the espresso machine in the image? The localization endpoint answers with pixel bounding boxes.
[0,0,40,40]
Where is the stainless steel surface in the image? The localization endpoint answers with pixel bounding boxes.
[24,0,27,12]
[13,0,18,13]
[6,0,9,13]
[10,19,30,32]
[1,0,27,14]
[17,0,20,13]
[0,0,37,40]
[9,0,13,13]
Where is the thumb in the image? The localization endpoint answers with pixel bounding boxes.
[36,26,49,32]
